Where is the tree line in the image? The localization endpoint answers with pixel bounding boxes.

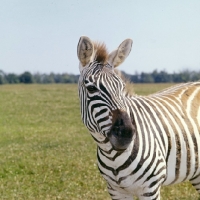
[0,69,200,84]
[0,70,79,84]
[123,69,200,83]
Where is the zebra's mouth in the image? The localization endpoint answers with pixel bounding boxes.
[107,109,135,151]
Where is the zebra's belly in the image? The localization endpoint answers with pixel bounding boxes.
[163,146,200,186]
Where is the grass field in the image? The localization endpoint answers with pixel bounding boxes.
[0,83,199,200]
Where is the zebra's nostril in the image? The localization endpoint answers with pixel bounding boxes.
[113,126,122,136]
[116,130,122,137]
[115,126,119,130]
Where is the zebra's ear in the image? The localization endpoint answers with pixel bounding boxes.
[108,39,133,68]
[77,36,94,67]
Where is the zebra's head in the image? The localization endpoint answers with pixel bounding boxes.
[77,36,135,151]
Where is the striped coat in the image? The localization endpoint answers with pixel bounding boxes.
[77,36,200,200]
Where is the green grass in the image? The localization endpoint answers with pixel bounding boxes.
[0,83,199,200]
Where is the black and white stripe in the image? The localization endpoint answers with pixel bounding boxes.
[77,36,200,200]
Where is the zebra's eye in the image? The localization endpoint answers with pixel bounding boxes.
[87,85,99,94]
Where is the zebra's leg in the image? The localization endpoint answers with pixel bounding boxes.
[190,173,200,195]
[107,183,133,200]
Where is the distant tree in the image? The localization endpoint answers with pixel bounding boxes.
[172,70,191,83]
[41,74,54,84]
[172,73,182,83]
[152,70,169,83]
[179,70,190,82]
[190,71,200,81]
[62,73,79,83]
[129,75,139,83]
[140,72,154,83]
[47,73,55,83]
[19,71,33,83]
[54,74,63,83]
[0,70,6,84]
[33,72,42,83]
[0,75,4,84]
[62,73,74,83]
[6,73,19,83]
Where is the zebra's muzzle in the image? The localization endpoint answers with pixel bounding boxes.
[107,109,134,151]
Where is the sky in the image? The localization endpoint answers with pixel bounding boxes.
[0,0,200,75]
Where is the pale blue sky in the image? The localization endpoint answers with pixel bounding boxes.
[1,0,200,75]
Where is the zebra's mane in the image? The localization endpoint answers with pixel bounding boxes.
[93,42,108,64]
[114,69,135,96]
[93,42,134,96]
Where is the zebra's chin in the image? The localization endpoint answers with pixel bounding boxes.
[107,109,135,151]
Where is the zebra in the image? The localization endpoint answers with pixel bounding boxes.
[77,36,200,200]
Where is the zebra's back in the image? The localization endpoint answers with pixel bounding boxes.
[139,82,200,185]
